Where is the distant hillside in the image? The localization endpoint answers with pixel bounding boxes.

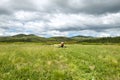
[48,36,73,41]
[78,37,120,44]
[47,37,75,44]
[0,34,46,42]
[0,34,120,44]
[12,34,37,37]
[72,35,93,38]
[71,35,93,41]
[0,34,75,43]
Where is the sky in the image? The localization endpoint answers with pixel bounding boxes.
[0,0,120,37]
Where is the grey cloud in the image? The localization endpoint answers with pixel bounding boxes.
[0,0,36,15]
[53,25,120,32]
[0,8,12,15]
[50,0,120,14]
[10,0,36,11]
[1,0,120,15]
[0,26,10,30]
[78,0,120,14]
[0,0,120,37]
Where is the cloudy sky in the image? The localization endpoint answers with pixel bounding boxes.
[0,0,120,37]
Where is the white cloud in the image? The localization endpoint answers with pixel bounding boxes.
[14,11,39,21]
[46,30,68,37]
[98,33,110,37]
[47,12,120,32]
[24,21,46,32]
[0,0,120,37]
[102,13,120,25]
[0,28,5,36]
[4,32,31,36]
[0,0,10,6]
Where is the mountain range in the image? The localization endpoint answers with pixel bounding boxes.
[0,34,120,44]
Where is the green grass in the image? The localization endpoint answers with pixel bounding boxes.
[0,43,120,80]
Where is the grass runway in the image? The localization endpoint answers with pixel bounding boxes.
[0,43,120,80]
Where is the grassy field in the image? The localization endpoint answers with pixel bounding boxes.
[0,43,120,80]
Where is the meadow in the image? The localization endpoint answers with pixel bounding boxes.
[0,43,120,80]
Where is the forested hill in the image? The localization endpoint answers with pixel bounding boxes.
[78,37,120,44]
[0,34,46,42]
[0,34,120,44]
